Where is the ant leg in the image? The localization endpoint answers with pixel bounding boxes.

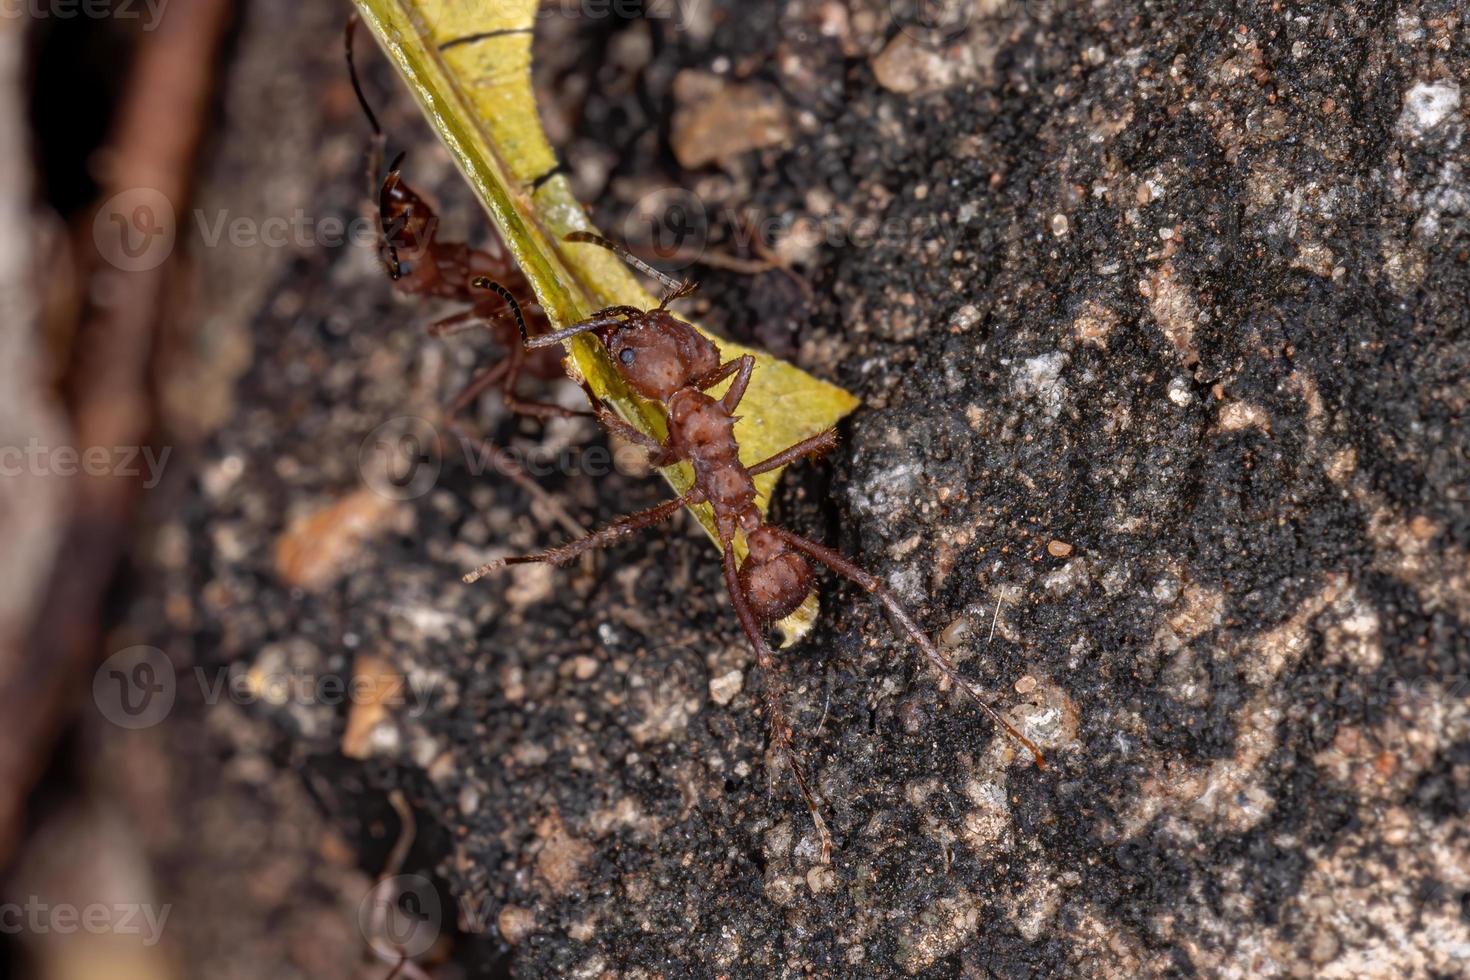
[454,282,590,420]
[446,358,512,417]
[597,409,659,450]
[720,355,756,413]
[748,428,839,476]
[768,527,1048,770]
[427,308,491,338]
[690,358,742,392]
[435,348,587,542]
[426,336,588,541]
[596,408,688,468]
[657,279,699,308]
[441,419,587,544]
[501,338,595,420]
[432,312,588,421]
[462,487,702,583]
[721,545,833,863]
[690,355,756,414]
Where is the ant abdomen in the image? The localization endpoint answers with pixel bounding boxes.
[740,528,814,623]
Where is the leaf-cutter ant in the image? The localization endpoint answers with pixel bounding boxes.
[346,17,592,540]
[463,232,1046,863]
[345,17,583,424]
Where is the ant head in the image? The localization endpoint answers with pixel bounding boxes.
[377,159,439,284]
[601,310,720,401]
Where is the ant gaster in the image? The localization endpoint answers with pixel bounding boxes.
[464,232,1046,862]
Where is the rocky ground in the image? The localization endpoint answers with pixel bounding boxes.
[100,0,1469,976]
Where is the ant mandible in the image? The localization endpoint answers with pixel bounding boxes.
[462,232,1046,863]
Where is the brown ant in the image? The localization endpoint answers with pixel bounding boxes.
[462,232,1046,862]
[345,17,578,424]
[345,18,592,541]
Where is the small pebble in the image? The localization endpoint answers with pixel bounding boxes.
[1051,213,1070,236]
[709,668,744,706]
[898,699,929,735]
[939,616,971,648]
[1047,540,1074,558]
[1015,675,1038,694]
[498,905,537,945]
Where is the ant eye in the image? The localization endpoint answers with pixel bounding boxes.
[619,347,636,365]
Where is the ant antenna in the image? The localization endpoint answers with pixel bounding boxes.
[470,278,533,344]
[345,16,383,138]
[565,231,697,308]
[381,153,408,208]
[347,15,410,280]
[470,276,631,350]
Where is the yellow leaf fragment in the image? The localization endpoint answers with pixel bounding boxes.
[352,0,860,642]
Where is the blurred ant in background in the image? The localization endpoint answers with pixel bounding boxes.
[345,17,589,538]
[345,17,575,421]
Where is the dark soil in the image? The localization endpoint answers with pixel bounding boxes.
[115,0,1469,976]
